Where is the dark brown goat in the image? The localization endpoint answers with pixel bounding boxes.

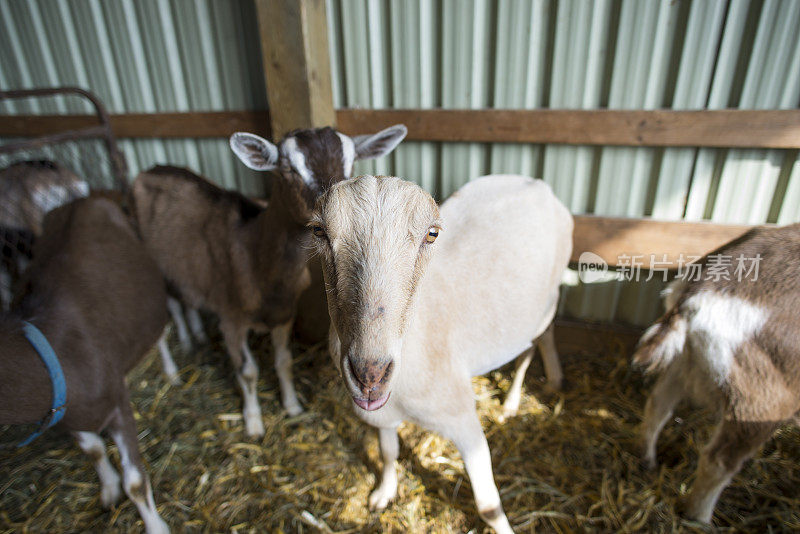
[0,197,170,533]
[634,223,800,524]
[131,125,407,436]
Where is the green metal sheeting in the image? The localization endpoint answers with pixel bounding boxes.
[2,0,799,325]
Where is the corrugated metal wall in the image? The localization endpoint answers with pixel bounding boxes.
[327,0,800,326]
[1,0,798,325]
[0,0,268,196]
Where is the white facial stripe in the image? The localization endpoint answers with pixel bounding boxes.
[282,136,314,185]
[685,292,768,384]
[337,132,356,178]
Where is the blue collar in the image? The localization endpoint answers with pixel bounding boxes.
[17,321,67,447]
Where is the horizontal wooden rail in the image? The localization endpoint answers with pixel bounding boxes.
[337,109,800,149]
[572,215,753,268]
[0,111,272,139]
[2,108,800,148]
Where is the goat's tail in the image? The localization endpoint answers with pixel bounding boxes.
[632,310,688,374]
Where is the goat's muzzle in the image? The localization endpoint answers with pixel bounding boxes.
[348,357,394,411]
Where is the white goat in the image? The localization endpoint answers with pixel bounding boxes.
[634,223,800,524]
[310,174,573,533]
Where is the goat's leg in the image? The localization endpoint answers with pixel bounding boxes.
[108,399,169,534]
[186,307,207,344]
[369,425,400,511]
[537,323,562,390]
[500,348,534,421]
[640,363,684,470]
[271,320,303,416]
[682,419,778,523]
[166,297,192,352]
[156,330,180,385]
[221,321,264,437]
[73,431,122,508]
[447,412,514,534]
[0,266,11,312]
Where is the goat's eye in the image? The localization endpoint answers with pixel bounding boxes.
[425,226,440,244]
[312,225,326,238]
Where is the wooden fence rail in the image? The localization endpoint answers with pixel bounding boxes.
[3,108,800,149]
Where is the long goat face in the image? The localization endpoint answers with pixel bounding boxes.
[310,175,442,411]
[229,124,408,222]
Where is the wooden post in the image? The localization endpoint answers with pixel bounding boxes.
[255,0,336,139]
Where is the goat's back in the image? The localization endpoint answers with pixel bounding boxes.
[131,166,265,313]
[416,174,573,376]
[21,197,168,376]
[637,224,800,419]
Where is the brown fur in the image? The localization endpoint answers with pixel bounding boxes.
[636,223,800,523]
[0,197,169,531]
[132,165,311,334]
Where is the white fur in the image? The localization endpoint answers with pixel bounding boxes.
[282,136,314,185]
[337,132,356,178]
[112,428,169,534]
[316,174,572,533]
[684,292,768,384]
[239,341,265,436]
[75,431,122,508]
[639,317,688,372]
[157,331,180,385]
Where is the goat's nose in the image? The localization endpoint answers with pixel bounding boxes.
[349,357,394,394]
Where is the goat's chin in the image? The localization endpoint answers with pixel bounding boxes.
[352,392,391,411]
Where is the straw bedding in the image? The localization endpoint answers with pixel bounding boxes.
[2,328,799,533]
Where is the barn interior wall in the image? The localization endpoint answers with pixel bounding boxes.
[2,0,798,326]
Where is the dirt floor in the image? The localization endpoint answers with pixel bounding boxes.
[2,327,799,533]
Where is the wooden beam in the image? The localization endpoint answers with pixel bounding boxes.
[0,111,271,139]
[2,108,799,148]
[336,109,800,149]
[255,0,335,139]
[572,215,753,268]
[554,319,642,357]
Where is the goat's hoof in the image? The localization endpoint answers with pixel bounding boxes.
[676,494,712,525]
[166,373,182,386]
[546,378,563,391]
[641,455,657,472]
[100,481,122,508]
[499,407,518,423]
[285,403,304,417]
[368,487,395,511]
[244,416,265,438]
[144,515,170,534]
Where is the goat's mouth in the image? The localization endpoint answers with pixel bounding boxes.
[352,392,391,411]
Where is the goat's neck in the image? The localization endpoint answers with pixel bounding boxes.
[251,189,308,258]
[0,315,54,424]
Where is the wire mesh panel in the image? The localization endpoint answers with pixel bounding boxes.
[0,88,126,310]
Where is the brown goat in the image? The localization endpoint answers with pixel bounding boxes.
[0,160,89,310]
[634,223,800,524]
[0,197,170,533]
[131,125,407,436]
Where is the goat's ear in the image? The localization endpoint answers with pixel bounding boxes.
[230,132,279,171]
[352,124,408,160]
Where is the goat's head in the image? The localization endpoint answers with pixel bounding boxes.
[229,125,407,223]
[310,175,442,411]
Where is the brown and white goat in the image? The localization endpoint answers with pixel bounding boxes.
[0,196,170,533]
[0,160,89,309]
[634,224,800,524]
[310,174,573,533]
[131,125,407,436]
